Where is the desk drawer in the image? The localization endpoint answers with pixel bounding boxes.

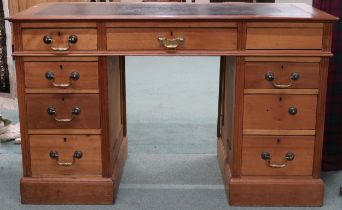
[24,61,99,90]
[26,94,100,129]
[242,136,314,176]
[246,23,323,50]
[22,28,97,51]
[107,28,237,51]
[245,62,320,89]
[243,95,317,130]
[30,134,102,177]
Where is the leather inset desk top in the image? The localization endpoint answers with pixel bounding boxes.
[9,3,337,21]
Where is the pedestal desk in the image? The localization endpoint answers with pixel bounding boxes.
[8,2,337,206]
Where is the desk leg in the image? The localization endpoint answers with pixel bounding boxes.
[217,56,241,205]
[105,56,128,203]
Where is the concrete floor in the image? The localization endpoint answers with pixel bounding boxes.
[0,57,341,210]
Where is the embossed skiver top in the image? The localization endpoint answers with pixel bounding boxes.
[8,3,337,21]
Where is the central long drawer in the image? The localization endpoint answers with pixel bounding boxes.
[106,28,237,51]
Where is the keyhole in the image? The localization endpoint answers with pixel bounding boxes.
[279,97,282,102]
[61,97,65,101]
[58,32,61,36]
[281,65,285,71]
[277,138,281,143]
[59,65,63,70]
[170,31,173,36]
[64,137,67,142]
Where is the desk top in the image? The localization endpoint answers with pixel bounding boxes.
[9,3,337,22]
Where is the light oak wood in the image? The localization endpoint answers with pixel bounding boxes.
[106,22,237,28]
[246,28,323,50]
[247,22,324,28]
[28,129,101,135]
[14,55,31,176]
[26,94,100,129]
[217,137,231,200]
[112,137,128,202]
[8,0,20,16]
[24,61,99,90]
[229,178,324,206]
[241,136,315,176]
[107,28,237,51]
[23,56,98,62]
[20,177,114,204]
[231,57,245,177]
[30,134,102,177]
[12,50,334,57]
[9,2,337,207]
[107,57,124,177]
[243,129,316,136]
[25,89,99,94]
[313,57,330,178]
[218,137,323,206]
[21,22,97,28]
[244,62,320,89]
[243,95,317,130]
[20,137,128,204]
[220,57,236,168]
[245,57,321,62]
[22,28,97,51]
[244,89,319,95]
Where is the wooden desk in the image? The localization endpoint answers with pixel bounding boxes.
[8,2,337,206]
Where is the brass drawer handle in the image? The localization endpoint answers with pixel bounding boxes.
[261,151,295,168]
[43,34,78,51]
[47,106,81,123]
[45,71,80,88]
[49,150,83,166]
[265,72,300,89]
[158,36,184,49]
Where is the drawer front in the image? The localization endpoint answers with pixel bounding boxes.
[30,135,102,177]
[245,62,320,89]
[243,95,317,130]
[107,28,237,51]
[246,28,323,50]
[26,94,100,129]
[24,61,99,90]
[22,29,97,51]
[242,136,314,176]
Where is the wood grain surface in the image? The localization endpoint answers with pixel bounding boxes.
[30,134,102,177]
[241,136,315,176]
[243,95,317,130]
[26,94,100,129]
